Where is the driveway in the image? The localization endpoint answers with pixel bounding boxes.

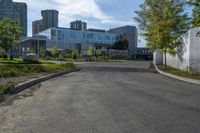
[0,62,200,133]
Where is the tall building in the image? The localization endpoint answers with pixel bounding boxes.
[41,10,58,30]
[0,0,27,36]
[70,20,87,31]
[32,20,43,35]
[108,26,138,56]
[32,9,59,36]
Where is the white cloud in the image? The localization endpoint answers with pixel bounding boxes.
[14,0,135,35]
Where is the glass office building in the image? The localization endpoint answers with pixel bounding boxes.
[37,27,119,54]
[21,25,138,56]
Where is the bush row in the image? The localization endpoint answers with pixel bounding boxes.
[0,62,76,78]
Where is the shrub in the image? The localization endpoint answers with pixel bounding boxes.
[0,62,76,77]
[0,69,17,77]
[0,81,15,94]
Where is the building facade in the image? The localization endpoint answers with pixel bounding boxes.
[108,26,138,56]
[38,27,118,54]
[0,0,27,36]
[70,20,87,31]
[32,10,59,36]
[32,20,43,35]
[23,19,138,57]
[21,25,138,57]
[21,27,119,55]
[41,10,58,30]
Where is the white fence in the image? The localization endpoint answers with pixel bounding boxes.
[154,28,200,73]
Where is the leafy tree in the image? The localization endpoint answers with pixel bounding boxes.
[0,47,5,57]
[51,46,59,58]
[72,48,79,60]
[87,46,94,61]
[29,49,36,54]
[135,0,189,69]
[96,49,102,56]
[87,46,94,56]
[112,39,129,50]
[94,49,102,60]
[0,18,22,59]
[39,47,46,58]
[188,0,200,27]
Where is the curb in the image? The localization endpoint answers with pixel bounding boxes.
[154,63,200,85]
[9,68,80,95]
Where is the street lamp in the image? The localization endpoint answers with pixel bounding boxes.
[37,24,40,56]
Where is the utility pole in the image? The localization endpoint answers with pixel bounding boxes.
[37,24,40,56]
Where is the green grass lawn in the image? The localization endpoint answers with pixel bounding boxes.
[0,62,76,78]
[0,58,55,64]
[158,65,200,80]
[0,58,24,64]
[0,58,77,95]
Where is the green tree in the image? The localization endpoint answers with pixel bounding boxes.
[112,38,129,50]
[188,0,200,27]
[51,46,59,58]
[135,0,189,69]
[39,47,46,58]
[29,49,36,54]
[72,48,79,60]
[87,46,94,56]
[94,49,102,60]
[0,18,22,59]
[87,46,94,61]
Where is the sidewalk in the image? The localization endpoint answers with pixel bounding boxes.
[154,64,200,85]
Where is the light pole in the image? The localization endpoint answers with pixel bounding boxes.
[37,24,40,56]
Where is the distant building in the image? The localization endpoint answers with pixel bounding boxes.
[32,20,43,35]
[70,20,87,31]
[0,0,27,36]
[21,27,118,55]
[41,10,58,30]
[108,26,138,56]
[32,9,59,36]
[22,21,138,58]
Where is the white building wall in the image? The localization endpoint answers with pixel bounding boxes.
[159,28,200,73]
[189,28,200,72]
[153,50,163,65]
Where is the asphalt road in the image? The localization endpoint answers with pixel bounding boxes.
[0,62,200,133]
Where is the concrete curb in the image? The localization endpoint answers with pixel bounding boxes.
[9,68,80,95]
[154,63,200,85]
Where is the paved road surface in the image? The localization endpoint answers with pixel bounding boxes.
[74,61,151,68]
[0,62,200,133]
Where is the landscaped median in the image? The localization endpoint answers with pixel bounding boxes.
[154,64,200,85]
[0,58,78,101]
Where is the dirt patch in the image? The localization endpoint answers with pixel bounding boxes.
[0,73,48,104]
[0,84,43,106]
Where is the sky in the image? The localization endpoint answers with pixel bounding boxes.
[14,0,146,47]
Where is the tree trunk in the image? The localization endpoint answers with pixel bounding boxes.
[5,50,10,60]
[9,49,13,60]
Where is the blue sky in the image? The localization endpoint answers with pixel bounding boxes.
[15,0,146,46]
